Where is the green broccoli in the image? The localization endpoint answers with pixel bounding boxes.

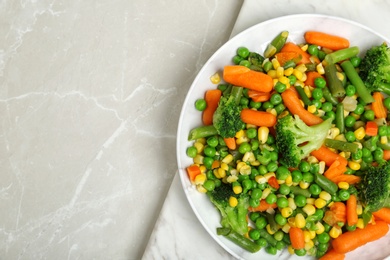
[212,86,245,138]
[359,43,390,95]
[275,114,332,168]
[359,162,390,213]
[207,182,260,253]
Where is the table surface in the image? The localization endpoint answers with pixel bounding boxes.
[2,0,390,260]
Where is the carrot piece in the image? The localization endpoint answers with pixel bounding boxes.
[373,208,390,224]
[186,165,201,182]
[365,121,378,136]
[280,42,311,64]
[319,249,345,260]
[224,137,236,150]
[383,150,390,160]
[310,145,348,167]
[240,108,277,127]
[331,220,389,254]
[331,174,361,185]
[223,65,273,93]
[281,88,323,126]
[346,194,358,227]
[248,199,277,212]
[274,51,302,66]
[211,160,220,169]
[202,89,222,126]
[372,92,388,118]
[323,202,347,226]
[323,159,346,180]
[247,89,271,102]
[289,227,305,249]
[268,176,280,189]
[305,71,323,87]
[304,31,350,51]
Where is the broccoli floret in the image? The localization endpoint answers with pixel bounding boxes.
[359,43,390,95]
[213,86,245,138]
[275,114,332,168]
[359,162,390,213]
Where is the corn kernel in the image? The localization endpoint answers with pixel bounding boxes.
[309,230,316,239]
[318,161,326,174]
[294,80,305,87]
[338,182,350,190]
[356,218,365,229]
[308,105,317,114]
[279,76,290,86]
[226,175,238,183]
[315,222,325,235]
[276,66,284,78]
[242,151,255,163]
[303,230,311,242]
[285,174,293,186]
[217,168,226,178]
[240,165,251,175]
[303,204,316,216]
[305,240,314,251]
[233,185,242,194]
[196,185,207,193]
[307,156,319,164]
[284,67,294,76]
[348,161,361,171]
[328,127,340,139]
[316,63,325,74]
[299,181,310,189]
[314,198,327,209]
[235,130,245,138]
[354,127,366,140]
[288,245,295,255]
[282,223,291,233]
[258,126,269,144]
[266,224,276,235]
[319,191,332,201]
[293,69,303,81]
[194,173,206,185]
[357,204,363,215]
[336,72,345,82]
[329,226,341,238]
[250,160,260,166]
[255,175,267,184]
[268,69,277,79]
[288,217,296,227]
[296,64,308,73]
[288,197,297,210]
[272,58,281,69]
[295,213,306,228]
[381,136,388,144]
[264,172,276,180]
[262,188,271,199]
[335,134,347,142]
[229,196,238,207]
[266,108,278,116]
[301,44,308,52]
[199,165,207,173]
[306,198,315,205]
[193,154,204,165]
[273,78,279,86]
[236,136,249,145]
[222,154,234,164]
[220,162,229,171]
[194,142,204,153]
[281,207,293,218]
[236,161,247,171]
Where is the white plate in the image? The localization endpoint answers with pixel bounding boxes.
[176,14,390,260]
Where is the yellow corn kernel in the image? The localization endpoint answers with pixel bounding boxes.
[220,162,229,171]
[288,245,295,255]
[273,78,279,86]
[277,179,285,185]
[328,127,340,139]
[264,172,276,180]
[276,66,284,78]
[226,175,238,183]
[315,222,325,235]
[285,174,293,186]
[222,154,234,164]
[268,69,277,79]
[319,191,332,201]
[229,196,238,207]
[194,173,206,185]
[329,226,341,239]
[303,204,316,216]
[236,161,247,171]
[210,72,221,84]
[266,108,278,117]
[296,64,308,73]
[354,127,366,140]
[306,198,315,205]
[348,161,361,171]
[335,134,347,142]
[255,175,267,184]
[305,240,315,251]
[294,80,305,87]
[193,154,204,165]
[318,161,326,174]
[261,188,271,199]
[309,230,316,239]
[194,142,204,153]
[217,168,226,178]
[301,44,309,52]
[284,67,294,76]
[303,85,311,98]
[279,76,290,86]
[282,223,291,233]
[316,62,325,74]
[242,151,255,163]
[258,126,270,144]
[381,136,388,144]
[266,224,276,235]
[196,185,207,193]
[236,136,249,145]
[304,231,312,242]
[295,213,306,228]
[199,165,207,174]
[239,164,252,175]
[356,218,365,229]
[293,69,303,81]
[250,160,260,166]
[281,207,293,218]
[314,198,327,209]
[235,129,245,138]
[233,185,242,194]
[356,204,363,215]
[272,58,281,69]
[307,105,317,114]
[288,197,297,210]
[307,156,319,164]
[350,112,360,120]
[338,182,350,190]
[288,217,296,227]
[336,72,345,82]
[299,181,310,189]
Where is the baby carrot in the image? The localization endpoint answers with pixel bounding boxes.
[202,89,222,125]
[373,208,390,224]
[323,159,346,180]
[281,88,323,126]
[248,199,277,212]
[310,146,348,167]
[331,174,361,185]
[240,109,277,127]
[304,31,350,50]
[247,89,271,102]
[346,194,358,227]
[289,227,305,249]
[372,92,388,118]
[223,65,273,93]
[331,220,389,254]
[274,51,302,66]
[323,202,346,227]
[319,249,345,260]
[223,137,236,150]
[279,42,311,64]
[186,165,201,182]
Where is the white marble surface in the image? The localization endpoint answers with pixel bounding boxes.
[143,0,390,260]
[0,1,243,259]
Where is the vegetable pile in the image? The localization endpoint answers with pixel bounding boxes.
[185,30,390,259]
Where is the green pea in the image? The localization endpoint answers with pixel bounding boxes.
[345,84,356,96]
[206,136,218,147]
[263,101,274,109]
[249,198,260,208]
[186,146,197,158]
[362,147,371,157]
[276,197,289,208]
[203,157,214,169]
[266,193,277,204]
[258,165,268,175]
[288,75,297,85]
[294,194,307,207]
[344,115,356,128]
[239,59,251,68]
[240,96,250,107]
[310,163,320,174]
[249,229,261,240]
[299,161,311,173]
[317,242,329,252]
[378,125,388,136]
[362,153,373,164]
[255,216,267,229]
[308,44,319,56]
[203,180,215,191]
[309,183,322,195]
[279,184,290,195]
[251,188,263,200]
[237,46,250,58]
[291,170,303,183]
[266,135,275,145]
[321,102,333,112]
[266,246,277,255]
[374,148,384,162]
[338,189,350,201]
[345,131,356,142]
[270,93,282,105]
[274,213,287,226]
[325,111,336,121]
[364,110,375,121]
[275,240,286,250]
[217,84,228,92]
[317,232,330,243]
[350,56,361,67]
[302,172,314,183]
[232,55,243,65]
[352,149,363,160]
[250,100,262,109]
[251,140,259,151]
[384,97,390,110]
[314,77,326,88]
[295,248,306,256]
[275,82,286,93]
[195,99,207,111]
[239,142,251,154]
[246,128,257,139]
[250,212,260,222]
[256,237,268,247]
[203,146,216,157]
[267,161,278,172]
[274,103,286,115]
[312,88,323,100]
[318,50,326,60]
[270,151,278,161]
[346,224,357,231]
[263,61,273,72]
[354,103,365,115]
[273,230,284,241]
[312,99,322,108]
[276,166,290,180]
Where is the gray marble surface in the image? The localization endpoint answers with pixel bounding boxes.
[143,0,390,259]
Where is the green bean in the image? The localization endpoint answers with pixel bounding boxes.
[324,139,359,153]
[289,185,311,198]
[322,86,339,105]
[324,63,345,98]
[324,46,360,64]
[188,125,218,140]
[217,227,261,253]
[335,103,345,133]
[258,228,278,247]
[313,172,338,195]
[295,85,311,106]
[264,31,289,58]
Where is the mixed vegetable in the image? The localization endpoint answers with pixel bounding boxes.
[185,30,390,259]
